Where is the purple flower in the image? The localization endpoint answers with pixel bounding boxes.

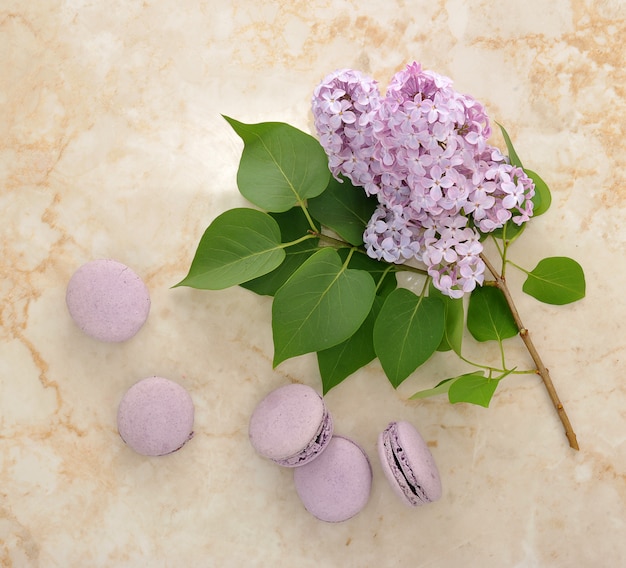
[313,63,535,298]
[468,159,535,233]
[312,69,381,188]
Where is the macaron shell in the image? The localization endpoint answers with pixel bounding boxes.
[378,421,442,506]
[117,377,194,456]
[66,259,151,342]
[273,410,333,468]
[249,384,333,467]
[293,436,372,522]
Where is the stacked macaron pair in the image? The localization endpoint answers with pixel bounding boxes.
[248,383,371,522]
[248,384,442,522]
[66,259,195,457]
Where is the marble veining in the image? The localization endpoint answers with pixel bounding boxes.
[2,1,625,566]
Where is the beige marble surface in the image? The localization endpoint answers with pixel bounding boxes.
[2,1,625,566]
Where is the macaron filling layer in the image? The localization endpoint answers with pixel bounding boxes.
[275,408,333,467]
[381,424,430,506]
[249,384,335,468]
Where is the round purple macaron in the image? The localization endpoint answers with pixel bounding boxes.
[248,384,333,467]
[378,421,442,507]
[117,377,194,456]
[293,435,372,522]
[66,258,151,342]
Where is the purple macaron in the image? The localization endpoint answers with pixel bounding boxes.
[66,259,151,342]
[248,384,333,467]
[117,377,194,456]
[293,435,372,522]
[378,421,442,506]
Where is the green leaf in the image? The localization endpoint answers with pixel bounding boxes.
[224,116,330,212]
[241,208,319,296]
[410,377,456,400]
[315,251,398,392]
[373,289,445,388]
[467,286,518,342]
[175,208,285,290]
[522,257,586,305]
[337,249,398,298]
[497,122,524,168]
[272,248,376,366]
[429,283,464,354]
[307,175,378,245]
[448,372,499,407]
[317,296,384,394]
[525,168,552,217]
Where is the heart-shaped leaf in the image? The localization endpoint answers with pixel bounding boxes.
[317,296,384,394]
[467,286,518,342]
[373,289,445,388]
[241,208,319,296]
[522,256,585,305]
[176,208,285,290]
[429,283,464,355]
[272,248,375,366]
[224,116,330,212]
[410,377,456,400]
[315,251,398,392]
[448,372,498,407]
[307,175,378,245]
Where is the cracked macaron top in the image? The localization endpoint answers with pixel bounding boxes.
[248,384,333,467]
[66,258,151,342]
[117,377,195,457]
[378,421,442,506]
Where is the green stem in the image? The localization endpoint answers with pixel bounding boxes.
[418,273,431,298]
[501,239,509,278]
[506,258,530,275]
[490,234,509,276]
[312,231,352,248]
[375,264,396,294]
[457,352,535,376]
[299,201,320,233]
[480,252,579,450]
[280,233,319,248]
[497,338,507,371]
[492,235,504,259]
[342,247,356,268]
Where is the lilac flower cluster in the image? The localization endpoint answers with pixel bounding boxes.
[312,63,535,298]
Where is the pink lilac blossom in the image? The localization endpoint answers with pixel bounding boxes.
[312,62,535,298]
[311,69,381,192]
